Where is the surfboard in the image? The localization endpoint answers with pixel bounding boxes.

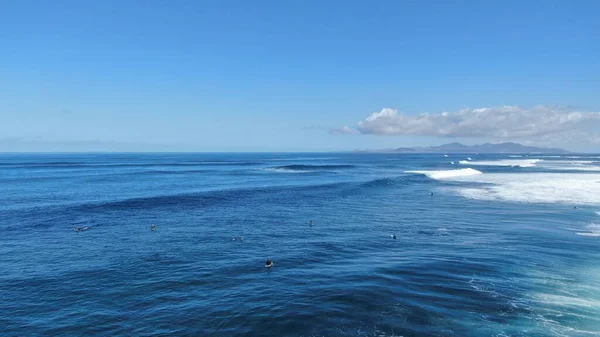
[265,263,274,268]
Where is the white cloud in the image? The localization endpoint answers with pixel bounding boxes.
[329,125,358,135]
[354,106,600,144]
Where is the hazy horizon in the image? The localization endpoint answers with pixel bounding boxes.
[0,141,593,154]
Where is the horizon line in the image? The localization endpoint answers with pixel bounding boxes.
[0,150,595,155]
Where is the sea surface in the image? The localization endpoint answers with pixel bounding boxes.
[1,153,600,337]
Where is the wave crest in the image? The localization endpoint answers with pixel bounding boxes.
[361,176,424,188]
[405,168,483,180]
[271,164,355,172]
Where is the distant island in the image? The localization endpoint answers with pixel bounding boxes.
[353,142,570,154]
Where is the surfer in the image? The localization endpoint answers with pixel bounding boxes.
[430,192,434,196]
[265,258,273,267]
[74,227,80,232]
[150,224,156,231]
[391,233,397,240]
[309,220,314,226]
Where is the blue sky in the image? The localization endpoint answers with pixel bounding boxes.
[1,0,599,151]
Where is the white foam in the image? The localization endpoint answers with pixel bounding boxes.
[437,172,600,205]
[526,267,600,336]
[562,160,595,164]
[405,168,482,179]
[577,232,600,237]
[450,161,455,165]
[459,159,542,167]
[466,157,472,161]
[535,293,600,308]
[540,160,600,172]
[547,166,600,172]
[444,154,448,157]
[577,223,600,237]
[509,155,522,158]
[596,212,600,216]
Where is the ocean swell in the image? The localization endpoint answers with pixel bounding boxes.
[270,164,356,172]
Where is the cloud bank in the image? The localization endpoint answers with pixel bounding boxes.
[351,106,600,144]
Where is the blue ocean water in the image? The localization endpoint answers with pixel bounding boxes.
[1,153,600,336]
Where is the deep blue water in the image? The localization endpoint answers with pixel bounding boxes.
[2,153,600,336]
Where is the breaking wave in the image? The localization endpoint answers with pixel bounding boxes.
[361,175,425,188]
[577,223,600,237]
[270,164,356,172]
[404,168,483,179]
[437,172,600,206]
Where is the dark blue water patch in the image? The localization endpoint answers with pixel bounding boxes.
[0,161,88,166]
[0,169,221,183]
[77,182,351,212]
[361,175,430,189]
[0,175,79,183]
[0,181,355,232]
[1,173,431,233]
[272,164,356,171]
[121,168,218,176]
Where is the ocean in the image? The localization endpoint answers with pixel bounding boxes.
[1,153,599,336]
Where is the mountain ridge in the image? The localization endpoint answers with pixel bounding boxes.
[353,142,570,154]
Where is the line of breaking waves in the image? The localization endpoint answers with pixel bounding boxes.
[409,167,600,207]
[3,175,423,231]
[405,168,483,180]
[457,158,600,172]
[73,175,416,211]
